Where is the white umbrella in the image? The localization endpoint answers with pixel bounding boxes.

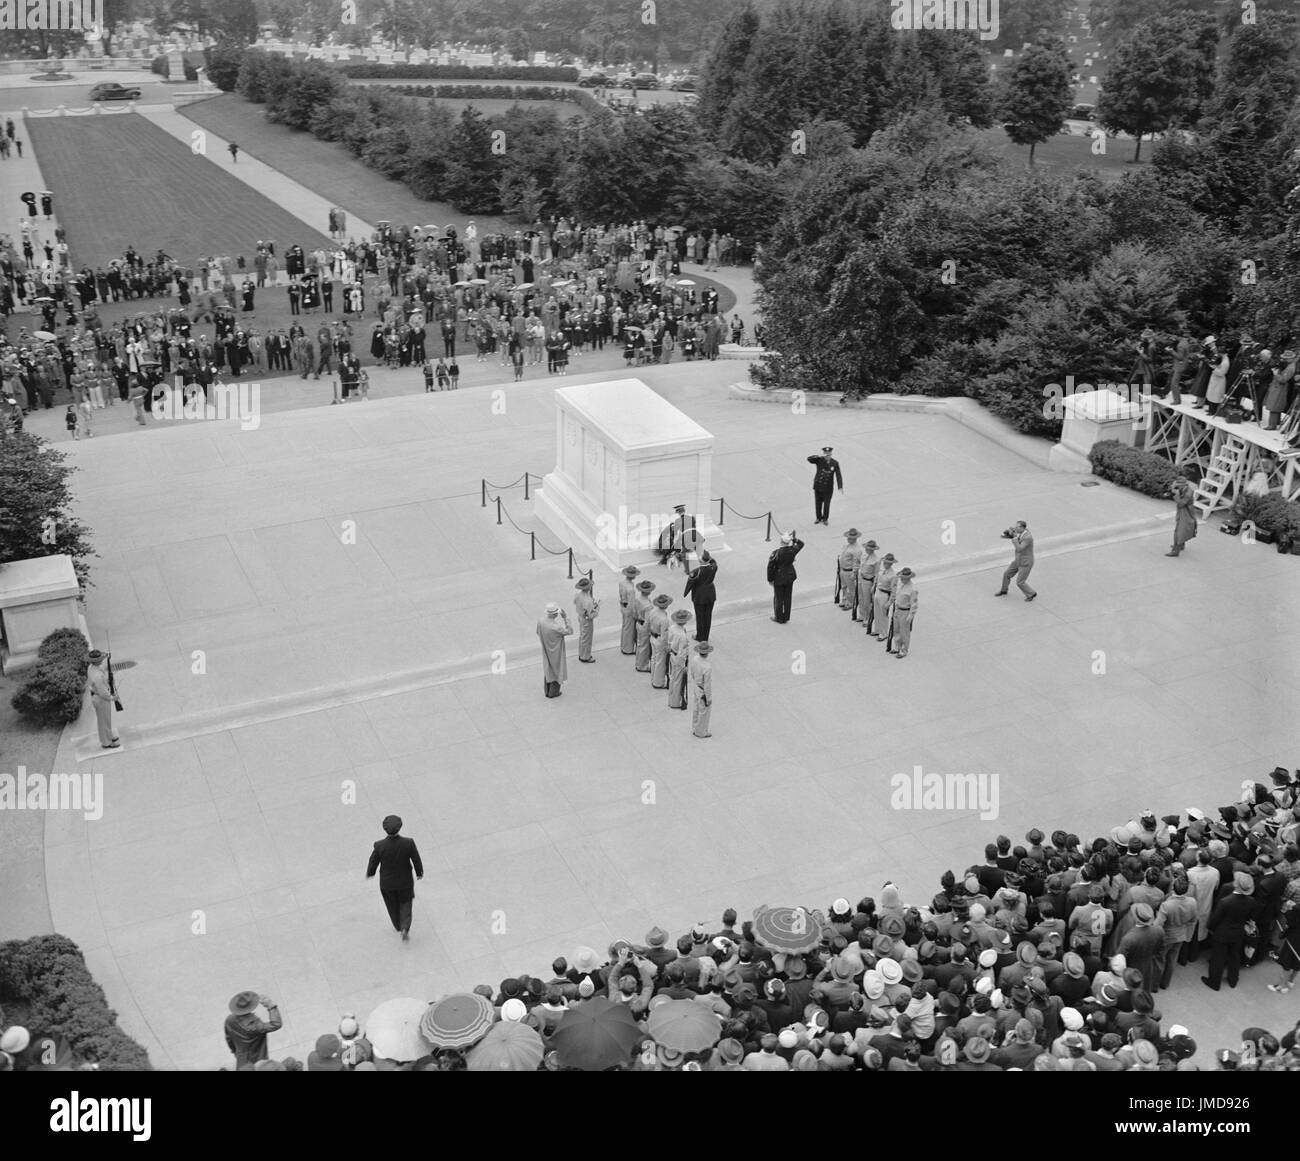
[674,279,696,287]
[366,998,433,1063]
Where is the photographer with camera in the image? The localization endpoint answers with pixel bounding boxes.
[994,522,1037,602]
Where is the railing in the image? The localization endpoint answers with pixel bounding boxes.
[711,496,783,542]
[481,472,593,583]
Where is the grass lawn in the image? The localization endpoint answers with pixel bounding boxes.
[25,114,334,269]
[977,126,1142,181]
[181,93,515,237]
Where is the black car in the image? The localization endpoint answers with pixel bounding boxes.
[577,73,610,88]
[670,76,699,91]
[631,73,658,90]
[88,82,142,101]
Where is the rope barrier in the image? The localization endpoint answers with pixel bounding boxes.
[482,472,593,582]
[712,496,777,541]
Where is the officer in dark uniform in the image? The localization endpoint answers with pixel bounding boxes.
[807,446,843,524]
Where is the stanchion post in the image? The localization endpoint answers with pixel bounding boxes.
[530,531,536,560]
[481,478,486,507]
[765,512,773,542]
[524,473,530,500]
[567,549,575,579]
[495,496,502,525]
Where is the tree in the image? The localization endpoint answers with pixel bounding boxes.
[0,434,95,591]
[991,0,1069,51]
[443,107,504,213]
[204,40,244,89]
[215,0,258,43]
[697,2,760,138]
[505,28,531,61]
[1096,13,1219,162]
[998,39,1072,164]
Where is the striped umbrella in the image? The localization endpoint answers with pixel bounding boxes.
[420,992,495,1050]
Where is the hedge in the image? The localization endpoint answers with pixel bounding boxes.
[10,627,89,727]
[0,935,152,1071]
[1087,440,1182,499]
[390,83,601,113]
[1234,491,1300,550]
[150,54,167,78]
[341,63,580,82]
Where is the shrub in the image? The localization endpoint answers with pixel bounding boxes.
[205,41,244,92]
[0,432,96,590]
[0,935,152,1071]
[390,83,600,113]
[10,627,89,727]
[1087,440,1181,499]
[183,62,199,82]
[1253,494,1300,549]
[341,63,579,82]
[150,55,168,78]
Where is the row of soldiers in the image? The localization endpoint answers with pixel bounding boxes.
[614,565,714,739]
[834,529,919,658]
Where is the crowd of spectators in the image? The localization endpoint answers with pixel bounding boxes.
[199,767,1300,1072]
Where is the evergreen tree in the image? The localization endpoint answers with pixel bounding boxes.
[697,3,761,140]
[443,107,504,214]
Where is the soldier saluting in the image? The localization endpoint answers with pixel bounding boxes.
[807,446,843,525]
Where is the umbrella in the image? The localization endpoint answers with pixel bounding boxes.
[750,904,825,956]
[468,278,488,285]
[420,992,494,1050]
[424,224,440,233]
[31,330,55,341]
[453,280,471,287]
[623,325,644,334]
[366,997,433,1063]
[674,279,696,287]
[552,998,641,1071]
[466,1020,544,1071]
[647,999,721,1054]
[515,282,535,290]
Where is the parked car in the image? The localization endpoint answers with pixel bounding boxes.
[88,82,141,101]
[670,75,699,91]
[632,72,658,89]
[1069,103,1096,121]
[577,72,610,88]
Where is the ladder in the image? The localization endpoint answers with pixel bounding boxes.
[1192,434,1247,518]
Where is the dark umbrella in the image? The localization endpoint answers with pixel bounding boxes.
[552,998,641,1071]
[750,904,825,958]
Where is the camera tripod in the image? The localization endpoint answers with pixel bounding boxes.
[1229,366,1262,420]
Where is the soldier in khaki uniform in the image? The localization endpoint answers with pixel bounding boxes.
[872,553,897,642]
[634,579,656,672]
[837,528,864,612]
[857,539,879,630]
[889,567,918,658]
[688,642,713,738]
[666,608,692,709]
[618,565,640,654]
[573,576,599,662]
[648,593,673,688]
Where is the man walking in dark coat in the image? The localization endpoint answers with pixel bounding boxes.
[807,446,843,525]
[683,550,718,642]
[365,814,424,940]
[767,530,805,624]
[1202,872,1260,991]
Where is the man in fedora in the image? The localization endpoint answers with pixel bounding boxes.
[872,554,897,641]
[994,520,1037,600]
[666,607,693,708]
[837,528,864,612]
[856,539,880,629]
[688,641,713,738]
[618,565,640,654]
[86,649,119,748]
[365,814,424,940]
[889,567,918,657]
[766,529,804,623]
[807,446,843,525]
[1202,871,1260,991]
[536,602,573,697]
[223,991,283,1070]
[573,576,599,663]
